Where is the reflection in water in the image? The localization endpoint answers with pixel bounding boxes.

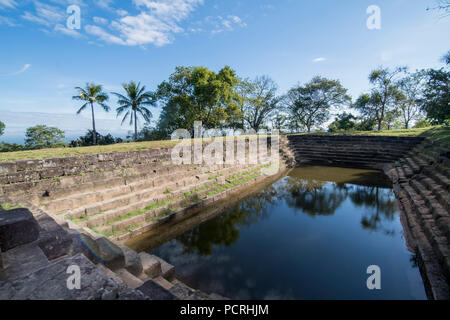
[131,166,426,300]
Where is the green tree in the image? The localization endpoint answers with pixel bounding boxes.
[73,83,110,145]
[0,121,4,137]
[285,76,351,133]
[353,66,405,131]
[25,125,66,149]
[397,70,426,129]
[155,66,242,136]
[113,81,154,141]
[239,75,281,132]
[421,67,450,124]
[328,112,357,132]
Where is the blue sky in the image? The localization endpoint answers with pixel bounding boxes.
[0,0,449,143]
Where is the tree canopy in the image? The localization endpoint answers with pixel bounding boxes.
[154,66,242,136]
[285,76,351,132]
[25,125,66,149]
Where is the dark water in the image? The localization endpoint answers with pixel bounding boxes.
[141,166,427,299]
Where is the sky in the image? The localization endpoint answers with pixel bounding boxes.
[0,0,449,143]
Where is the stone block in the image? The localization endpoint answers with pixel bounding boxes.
[95,237,125,270]
[0,208,40,251]
[138,252,161,278]
[0,162,16,174]
[136,279,179,300]
[0,253,123,300]
[119,245,143,276]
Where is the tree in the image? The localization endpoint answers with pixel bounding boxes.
[239,76,281,132]
[397,70,426,129]
[25,125,65,149]
[285,76,351,133]
[421,67,450,124]
[328,112,357,132]
[73,83,110,145]
[0,121,4,137]
[70,130,120,147]
[353,66,405,131]
[113,81,154,141]
[155,66,242,136]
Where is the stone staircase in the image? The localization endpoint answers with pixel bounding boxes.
[0,204,227,300]
[384,139,450,299]
[288,135,425,168]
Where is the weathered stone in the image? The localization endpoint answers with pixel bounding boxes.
[0,253,122,300]
[136,279,179,300]
[0,208,40,251]
[169,283,194,300]
[95,237,125,270]
[1,243,49,280]
[119,245,143,276]
[0,162,16,174]
[114,268,144,289]
[153,255,175,281]
[138,252,161,278]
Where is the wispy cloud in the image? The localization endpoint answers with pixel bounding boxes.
[206,15,247,34]
[22,2,65,27]
[0,0,17,9]
[2,64,32,76]
[0,14,18,26]
[312,57,326,63]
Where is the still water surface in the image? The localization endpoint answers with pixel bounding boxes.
[135,166,427,299]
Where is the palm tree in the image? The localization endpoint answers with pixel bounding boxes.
[113,81,154,141]
[73,83,110,145]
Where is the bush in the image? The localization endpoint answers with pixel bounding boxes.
[70,130,122,147]
[0,143,26,153]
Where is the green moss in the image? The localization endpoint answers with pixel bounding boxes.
[0,202,22,211]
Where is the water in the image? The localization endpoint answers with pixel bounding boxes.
[130,166,427,300]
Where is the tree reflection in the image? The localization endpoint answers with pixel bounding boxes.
[176,185,278,255]
[175,168,400,255]
[280,177,346,216]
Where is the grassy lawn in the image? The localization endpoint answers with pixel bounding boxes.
[0,126,448,162]
[289,126,450,144]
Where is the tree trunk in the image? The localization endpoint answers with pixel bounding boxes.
[134,109,138,141]
[91,102,97,145]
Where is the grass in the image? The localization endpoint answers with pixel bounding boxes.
[1,202,22,211]
[1,126,447,162]
[289,126,450,144]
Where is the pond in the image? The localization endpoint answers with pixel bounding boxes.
[128,166,427,300]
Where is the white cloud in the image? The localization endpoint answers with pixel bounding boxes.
[0,0,16,9]
[3,64,32,76]
[87,0,204,47]
[116,9,128,16]
[95,0,114,10]
[206,15,247,34]
[85,24,126,45]
[0,15,17,26]
[93,16,108,24]
[312,57,326,63]
[54,24,81,37]
[22,2,64,27]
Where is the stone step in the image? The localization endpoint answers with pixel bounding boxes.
[0,243,49,280]
[293,151,399,163]
[396,188,450,300]
[153,275,174,290]
[44,166,209,214]
[114,268,144,289]
[96,164,266,234]
[419,176,450,212]
[112,165,277,242]
[401,184,450,276]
